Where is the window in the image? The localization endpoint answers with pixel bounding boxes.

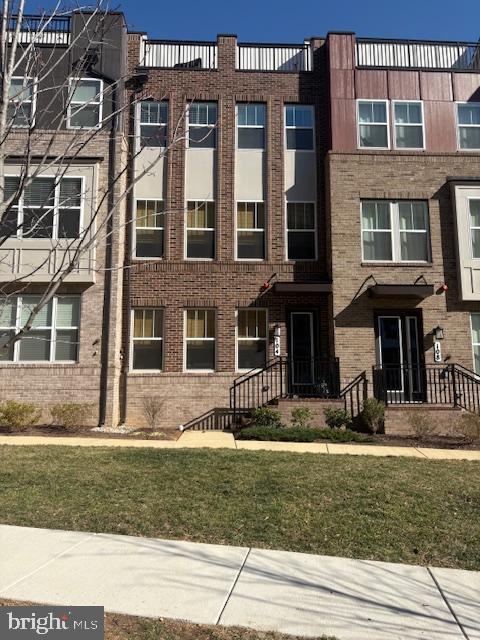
[139,101,168,148]
[237,309,267,370]
[285,105,314,150]
[0,295,80,362]
[135,200,164,259]
[237,104,265,149]
[185,309,215,371]
[188,102,216,148]
[132,308,163,370]
[469,199,480,259]
[8,77,35,127]
[186,201,215,259]
[361,201,429,263]
[236,202,265,260]
[393,101,424,149]
[1,176,82,239]
[358,100,389,149]
[457,103,480,150]
[287,202,316,260]
[68,78,103,129]
[471,314,480,374]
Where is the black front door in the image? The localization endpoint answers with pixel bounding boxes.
[290,311,315,389]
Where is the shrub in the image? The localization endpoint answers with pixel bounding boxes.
[250,406,283,429]
[50,403,91,430]
[408,411,436,439]
[0,400,41,432]
[236,425,369,443]
[291,406,314,428]
[457,413,480,442]
[324,407,351,430]
[360,398,385,434]
[142,397,165,430]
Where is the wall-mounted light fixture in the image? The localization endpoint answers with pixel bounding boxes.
[273,323,281,338]
[433,325,444,340]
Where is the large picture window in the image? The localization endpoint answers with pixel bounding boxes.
[237,309,267,370]
[67,78,103,129]
[186,201,215,259]
[132,308,163,370]
[139,101,168,148]
[286,202,316,260]
[185,309,216,371]
[135,200,164,258]
[0,295,80,362]
[236,202,265,260]
[188,102,217,148]
[357,100,389,149]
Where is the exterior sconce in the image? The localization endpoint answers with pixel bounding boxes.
[433,325,444,341]
[273,323,281,338]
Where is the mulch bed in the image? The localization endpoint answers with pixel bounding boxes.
[0,425,178,441]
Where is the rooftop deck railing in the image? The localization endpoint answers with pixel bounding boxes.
[140,39,218,69]
[8,15,71,45]
[356,38,480,71]
[236,42,312,71]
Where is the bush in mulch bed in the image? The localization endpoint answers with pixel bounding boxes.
[235,425,370,443]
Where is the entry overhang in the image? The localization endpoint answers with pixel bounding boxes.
[272,282,332,294]
[367,284,434,299]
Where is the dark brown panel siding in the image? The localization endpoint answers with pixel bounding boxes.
[387,70,420,100]
[355,70,388,99]
[420,72,453,101]
[424,101,457,152]
[452,73,480,102]
[331,99,357,151]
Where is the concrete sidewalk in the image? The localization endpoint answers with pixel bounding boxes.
[1,430,480,460]
[0,525,478,639]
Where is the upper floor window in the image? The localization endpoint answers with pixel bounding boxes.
[287,202,316,260]
[188,102,216,148]
[131,308,163,370]
[236,202,265,260]
[285,105,314,150]
[237,309,267,371]
[457,103,480,150]
[67,78,103,129]
[185,309,216,371]
[0,295,80,362]
[186,201,215,259]
[357,100,389,149]
[361,200,429,263]
[8,77,36,127]
[393,101,424,149]
[237,104,265,149]
[139,101,168,148]
[1,176,82,239]
[135,200,164,259]
[469,199,480,259]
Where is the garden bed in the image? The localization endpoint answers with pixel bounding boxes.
[0,425,177,440]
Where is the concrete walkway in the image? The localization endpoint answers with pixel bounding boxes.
[0,524,478,639]
[1,430,480,460]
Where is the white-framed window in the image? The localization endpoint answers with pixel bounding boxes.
[361,200,430,263]
[357,100,389,149]
[393,101,424,149]
[188,102,217,148]
[471,313,480,374]
[469,199,480,259]
[236,202,265,260]
[286,202,316,260]
[0,295,80,363]
[131,308,163,371]
[8,76,36,127]
[185,309,216,371]
[67,78,103,129]
[236,308,267,371]
[285,104,314,150]
[457,102,480,150]
[186,201,215,259]
[1,176,83,239]
[237,103,265,149]
[134,200,164,259]
[139,101,168,148]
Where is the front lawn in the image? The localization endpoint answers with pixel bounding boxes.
[0,446,479,569]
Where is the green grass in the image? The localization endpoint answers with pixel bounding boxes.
[0,446,479,569]
[236,426,369,442]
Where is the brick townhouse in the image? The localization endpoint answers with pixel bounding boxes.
[3,11,480,432]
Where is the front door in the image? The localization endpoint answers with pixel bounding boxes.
[377,313,424,402]
[289,311,316,394]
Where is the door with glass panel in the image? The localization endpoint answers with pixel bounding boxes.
[377,314,424,402]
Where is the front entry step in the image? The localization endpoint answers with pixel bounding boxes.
[275,397,345,428]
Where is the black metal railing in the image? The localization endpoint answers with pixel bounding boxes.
[182,407,237,431]
[341,371,368,418]
[356,38,480,71]
[8,15,71,32]
[451,364,480,414]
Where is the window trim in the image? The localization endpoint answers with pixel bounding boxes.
[186,101,217,149]
[0,294,80,364]
[468,197,480,260]
[9,76,37,128]
[470,313,480,376]
[4,174,85,240]
[360,200,431,264]
[235,308,268,373]
[129,307,164,373]
[357,99,390,150]
[456,101,480,152]
[285,200,318,262]
[236,103,266,151]
[136,100,168,151]
[132,198,165,261]
[235,200,266,262]
[183,308,217,373]
[185,200,215,261]
[67,77,103,130]
[392,100,425,151]
[284,104,315,152]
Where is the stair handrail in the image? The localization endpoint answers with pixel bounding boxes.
[340,371,368,418]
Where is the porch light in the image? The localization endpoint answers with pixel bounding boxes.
[273,323,281,338]
[433,325,444,340]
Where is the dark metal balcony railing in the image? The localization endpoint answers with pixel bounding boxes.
[8,15,71,44]
[356,38,480,71]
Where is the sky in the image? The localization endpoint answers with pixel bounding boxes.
[36,0,479,43]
